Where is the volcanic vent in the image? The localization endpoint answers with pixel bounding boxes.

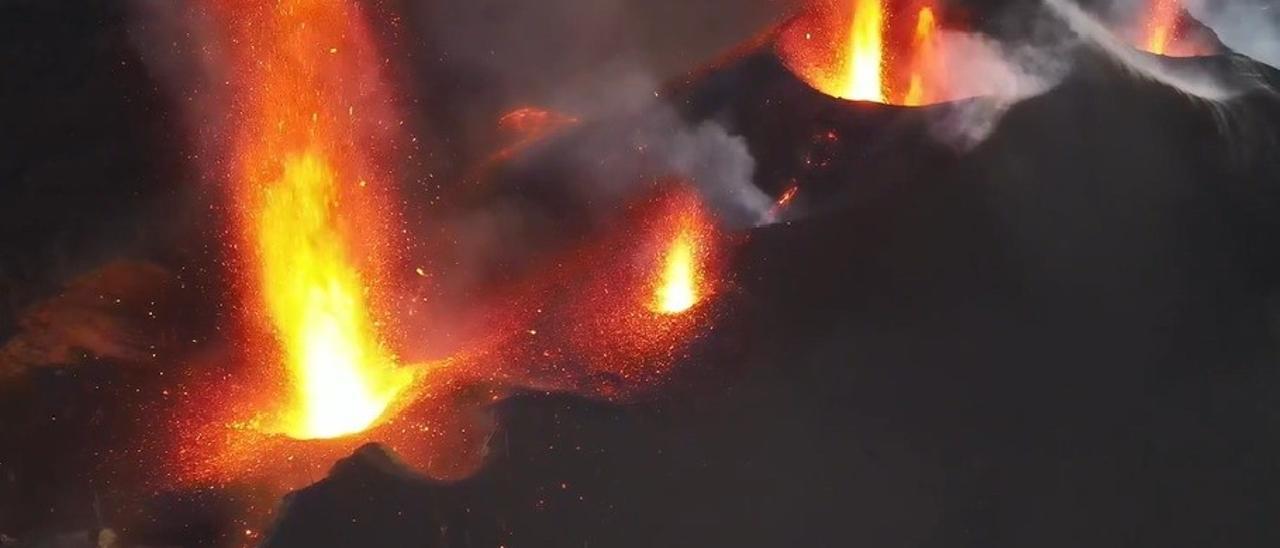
[776,0,955,105]
[1129,0,1225,57]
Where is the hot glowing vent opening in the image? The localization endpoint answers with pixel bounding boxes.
[653,230,699,315]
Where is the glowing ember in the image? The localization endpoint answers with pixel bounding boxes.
[843,0,886,102]
[654,230,699,314]
[776,184,800,209]
[778,0,954,105]
[215,0,414,440]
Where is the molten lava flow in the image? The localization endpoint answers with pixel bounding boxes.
[778,0,955,105]
[654,230,698,315]
[213,0,414,440]
[842,0,886,102]
[903,7,939,106]
[1143,0,1181,55]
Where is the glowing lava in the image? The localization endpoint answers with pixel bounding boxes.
[1132,0,1218,57]
[903,6,939,106]
[654,230,699,314]
[258,152,413,440]
[779,0,952,105]
[842,0,886,102]
[215,0,414,440]
[1143,0,1181,55]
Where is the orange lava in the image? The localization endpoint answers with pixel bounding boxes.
[1144,0,1181,55]
[902,6,941,106]
[767,184,801,221]
[779,0,952,105]
[212,0,415,441]
[843,0,886,101]
[1134,0,1217,57]
[487,184,730,396]
[151,6,738,521]
[498,106,580,140]
[653,230,700,315]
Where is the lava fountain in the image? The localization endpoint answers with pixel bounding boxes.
[653,228,700,315]
[778,0,950,105]
[1132,0,1219,57]
[212,0,414,441]
[844,0,886,102]
[1143,0,1181,55]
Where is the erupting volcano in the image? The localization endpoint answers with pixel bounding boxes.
[211,0,415,441]
[778,0,951,105]
[1143,0,1181,55]
[1132,0,1220,57]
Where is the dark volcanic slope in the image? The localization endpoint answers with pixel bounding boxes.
[259,52,1280,548]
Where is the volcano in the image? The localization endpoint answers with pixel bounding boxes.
[4,0,1280,547]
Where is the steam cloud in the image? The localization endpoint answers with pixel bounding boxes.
[922,28,1072,149]
[1183,0,1280,69]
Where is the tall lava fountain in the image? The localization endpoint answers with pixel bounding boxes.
[210,0,413,440]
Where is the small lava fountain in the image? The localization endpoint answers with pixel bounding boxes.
[653,229,700,315]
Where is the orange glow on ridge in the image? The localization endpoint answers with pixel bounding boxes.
[258,152,413,440]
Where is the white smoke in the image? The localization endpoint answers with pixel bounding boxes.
[922,28,1072,149]
[1184,0,1280,69]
